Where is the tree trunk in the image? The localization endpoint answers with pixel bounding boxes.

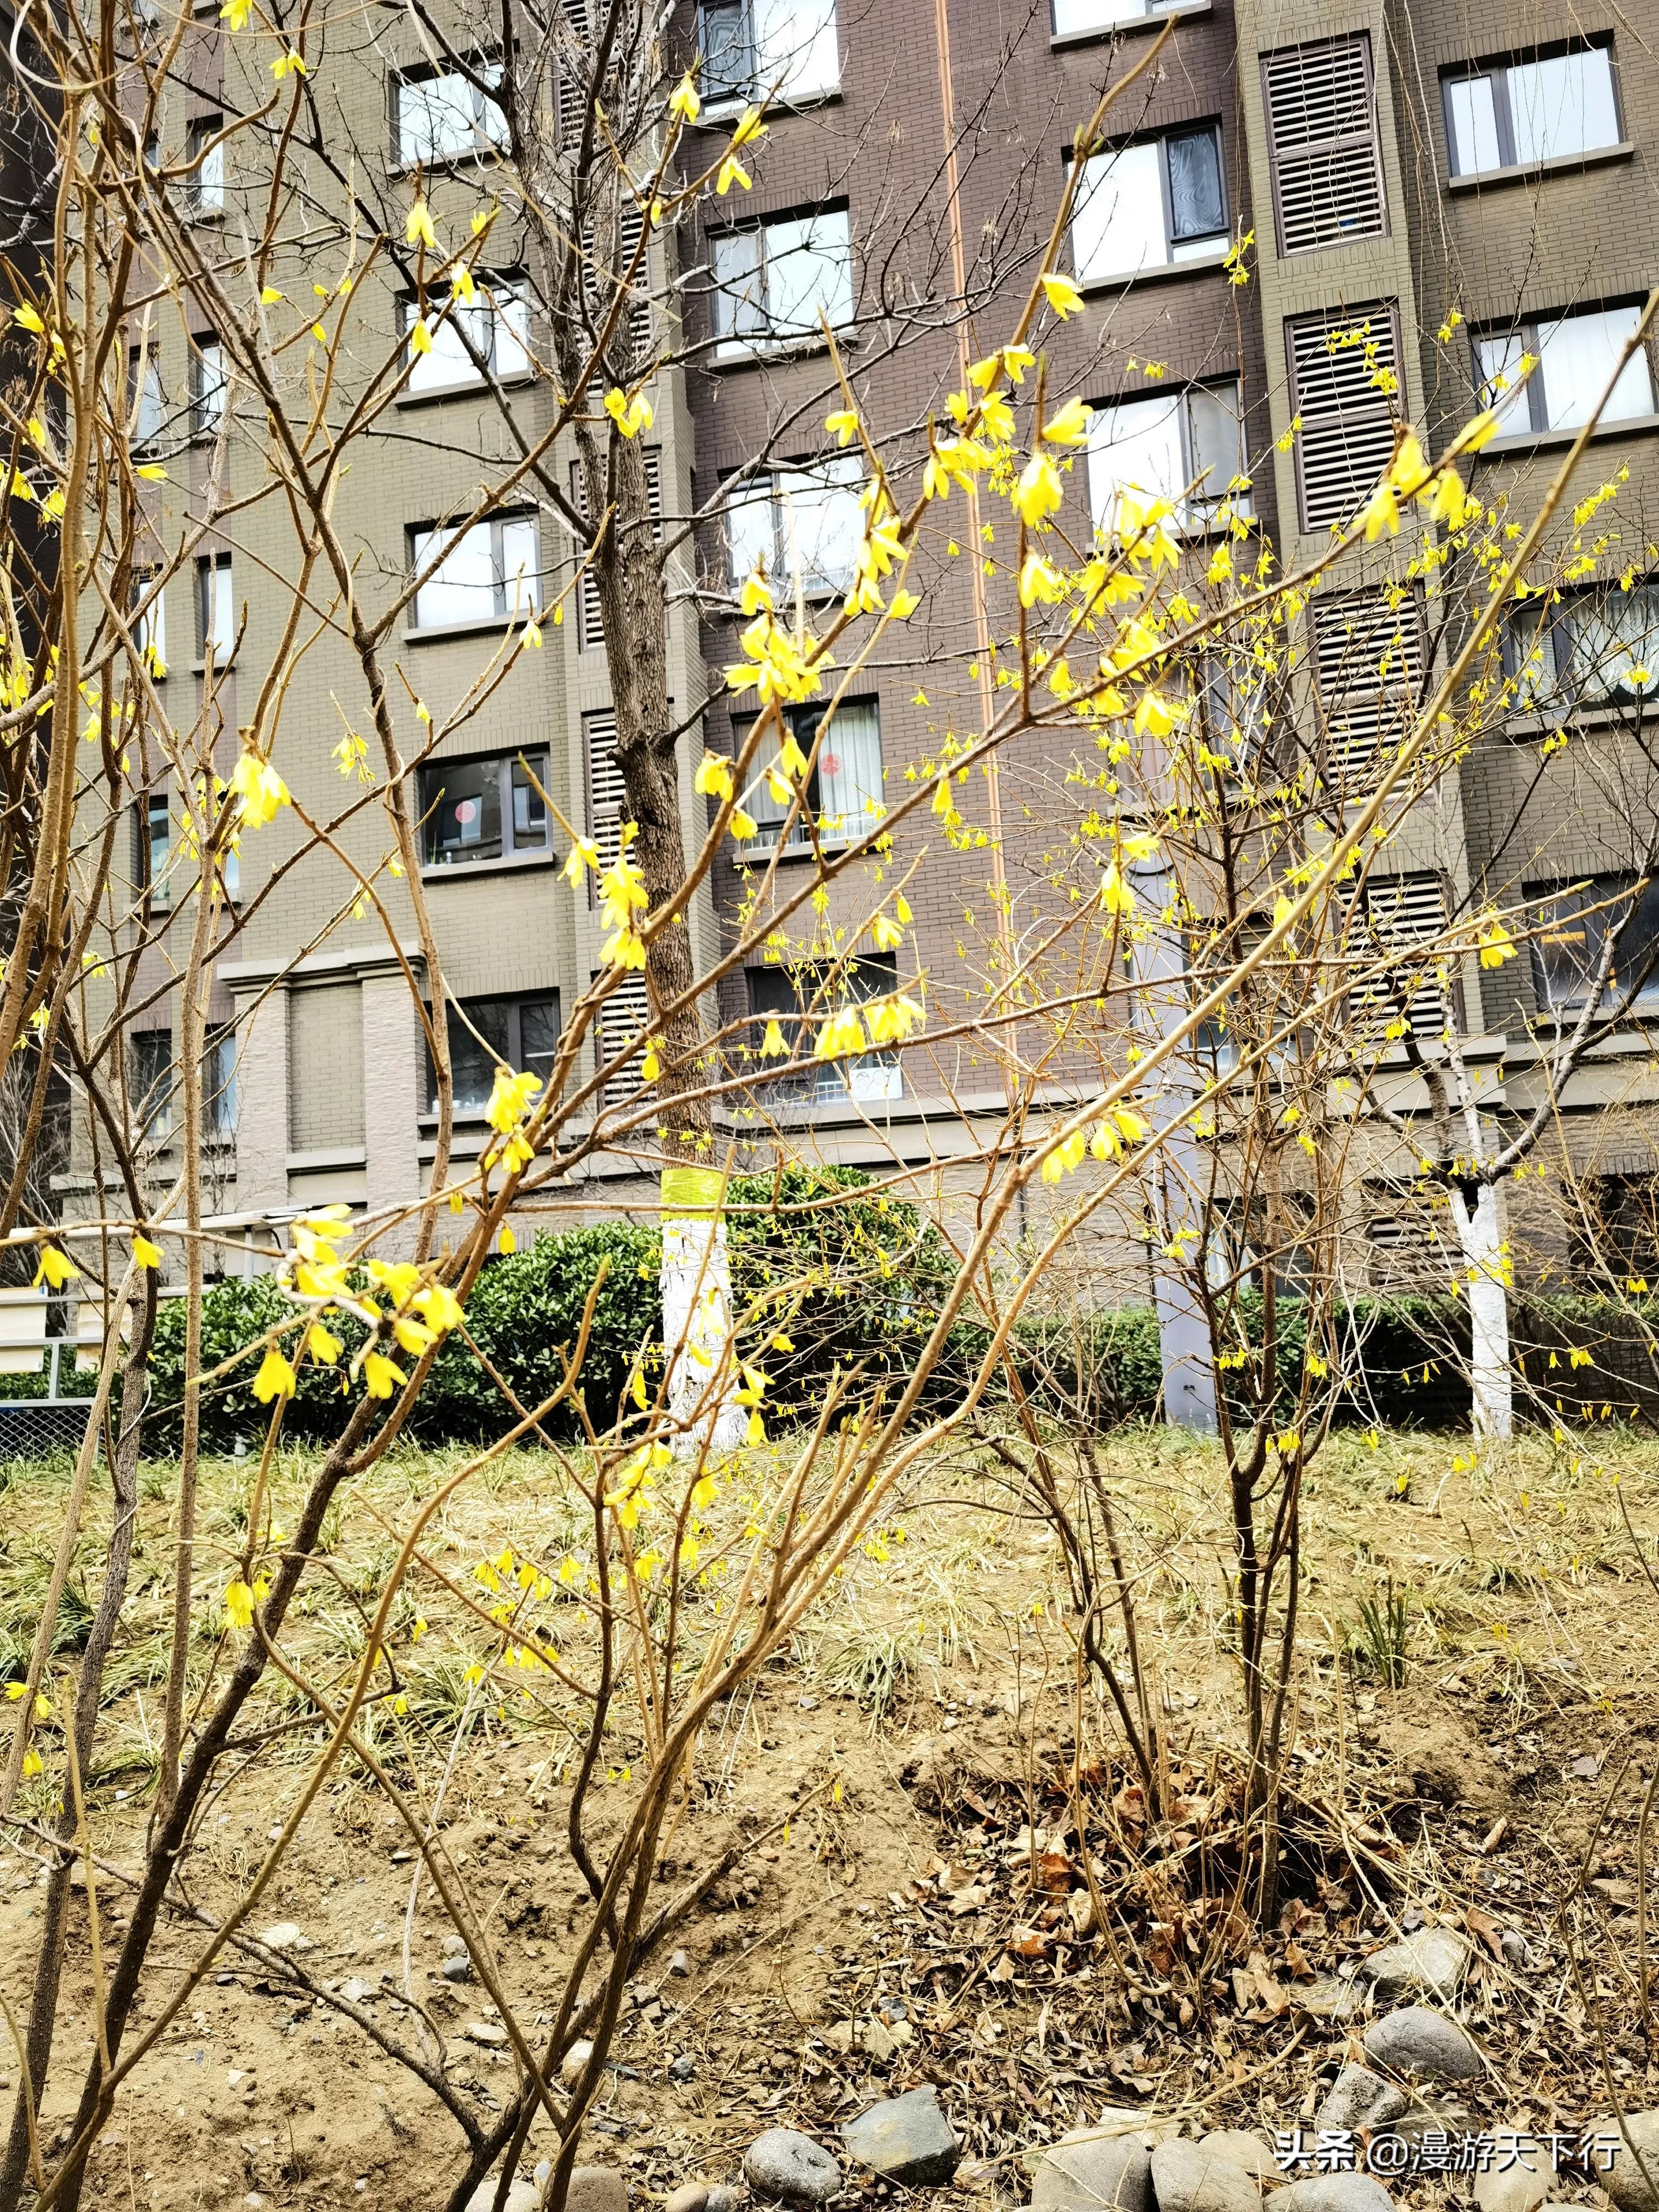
[1452,1181,1512,1439]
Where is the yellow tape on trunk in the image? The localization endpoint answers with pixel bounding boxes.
[660,1165,727,1217]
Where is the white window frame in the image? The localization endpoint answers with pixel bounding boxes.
[711,208,853,357]
[393,59,508,170]
[1052,0,1187,36]
[187,116,224,217]
[1443,41,1621,179]
[1086,378,1250,534]
[401,279,532,394]
[1475,304,1655,437]
[409,514,541,633]
[1070,124,1228,286]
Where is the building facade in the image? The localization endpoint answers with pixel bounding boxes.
[63,0,1659,1297]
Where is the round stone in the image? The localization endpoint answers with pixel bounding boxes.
[744,2128,843,2206]
[1150,2139,1261,2212]
[1362,2007,1481,2083]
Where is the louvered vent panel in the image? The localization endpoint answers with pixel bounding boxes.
[593,969,650,1105]
[1263,37,1386,255]
[575,448,662,650]
[582,708,625,901]
[580,204,650,370]
[1289,306,1399,531]
[1313,591,1422,781]
[1350,873,1451,1041]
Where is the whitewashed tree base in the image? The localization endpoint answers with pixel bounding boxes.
[660,1198,746,1454]
[1452,1182,1512,1440]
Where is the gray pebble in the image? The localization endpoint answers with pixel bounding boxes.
[669,2055,697,2082]
[1269,2178,1394,2212]
[443,1933,469,1957]
[1150,2139,1260,2212]
[567,2169,628,2212]
[442,1954,473,1984]
[841,2087,960,2187]
[1197,2137,1273,2184]
[744,2129,842,2206]
[1355,1928,1469,2002]
[1473,2135,1548,2212]
[665,2188,709,2212]
[1034,2115,1166,2212]
[1315,2067,1408,2135]
[1587,2113,1659,2212]
[669,1950,692,1977]
[706,2191,740,2212]
[1363,2006,1482,2083]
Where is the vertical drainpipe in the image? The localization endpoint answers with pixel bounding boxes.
[1128,855,1219,1434]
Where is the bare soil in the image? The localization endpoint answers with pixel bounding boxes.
[4,1425,1659,2212]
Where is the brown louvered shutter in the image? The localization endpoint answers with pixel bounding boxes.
[575,448,662,650]
[1312,590,1423,783]
[1350,873,1452,1041]
[1287,305,1399,532]
[592,969,650,1104]
[582,707,626,899]
[1262,37,1386,257]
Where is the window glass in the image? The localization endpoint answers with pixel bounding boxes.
[145,792,171,906]
[745,953,900,1098]
[1531,876,1659,1010]
[1088,388,1187,523]
[132,1030,173,1137]
[725,477,777,589]
[130,350,164,444]
[753,0,839,100]
[190,120,224,213]
[1166,128,1226,244]
[812,700,882,837]
[1053,0,1171,27]
[1072,140,1164,280]
[711,228,766,343]
[133,576,166,677]
[198,557,233,659]
[1445,75,1501,174]
[519,996,561,1089]
[1185,385,1244,509]
[192,339,225,436]
[406,282,530,392]
[510,756,549,846]
[397,66,507,166]
[1509,48,1619,166]
[775,460,862,594]
[443,999,510,1111]
[499,516,540,612]
[1561,585,1659,701]
[205,1029,238,1134]
[765,212,853,342]
[1535,305,1653,430]
[412,519,538,628]
[703,0,757,99]
[1475,329,1529,429]
[426,757,503,864]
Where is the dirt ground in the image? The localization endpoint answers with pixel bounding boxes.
[4,1422,1659,2212]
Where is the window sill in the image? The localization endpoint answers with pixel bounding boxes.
[734,833,862,862]
[387,151,505,182]
[286,1146,367,1171]
[1051,1,1210,49]
[1447,140,1634,193]
[396,369,536,410]
[1078,243,1230,292]
[403,613,532,646]
[700,87,842,125]
[1506,701,1655,740]
[1477,410,1659,459]
[420,851,555,882]
[190,659,237,676]
[713,329,846,368]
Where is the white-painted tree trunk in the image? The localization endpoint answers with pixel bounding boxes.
[1452,1181,1512,1440]
[660,1169,746,1454]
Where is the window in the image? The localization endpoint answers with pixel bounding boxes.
[1444,43,1620,178]
[1508,584,1659,713]
[132,571,166,678]
[128,346,163,446]
[1347,873,1454,1042]
[701,0,839,105]
[416,748,551,868]
[428,992,561,1115]
[394,62,508,168]
[410,515,539,630]
[711,209,853,353]
[1070,126,1226,284]
[733,697,882,852]
[1529,875,1659,1013]
[204,1026,237,1135]
[137,791,171,908]
[1087,380,1247,532]
[725,457,862,596]
[1053,0,1185,33]
[1572,1174,1659,1287]
[1262,36,1386,255]
[131,1030,173,1138]
[402,279,531,393]
[745,953,901,1102]
[1286,304,1400,532]
[195,552,234,662]
[1311,591,1424,781]
[1475,305,1655,437]
[187,116,224,215]
[191,338,225,440]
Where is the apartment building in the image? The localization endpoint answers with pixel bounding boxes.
[65,0,1659,1292]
